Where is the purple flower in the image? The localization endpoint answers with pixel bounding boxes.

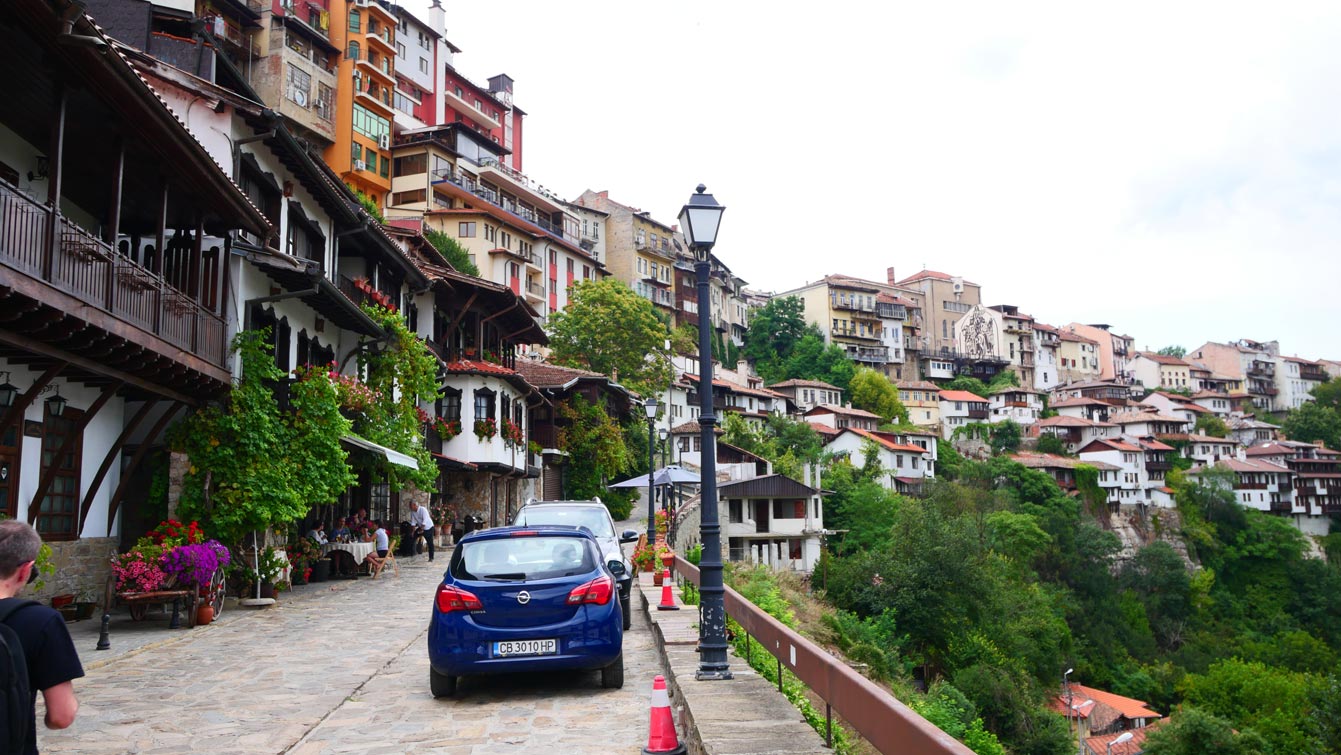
[160,539,231,587]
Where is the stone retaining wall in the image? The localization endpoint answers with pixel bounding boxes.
[33,537,117,605]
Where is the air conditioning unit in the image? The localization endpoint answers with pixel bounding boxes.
[353,159,368,172]
[952,276,964,294]
[377,134,390,149]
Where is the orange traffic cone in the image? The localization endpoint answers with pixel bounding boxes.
[643,674,686,755]
[657,567,680,611]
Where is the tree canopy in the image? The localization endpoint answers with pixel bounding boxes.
[423,227,479,277]
[546,278,673,398]
[1158,345,1188,359]
[849,367,909,424]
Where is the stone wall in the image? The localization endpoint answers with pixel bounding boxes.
[33,537,117,606]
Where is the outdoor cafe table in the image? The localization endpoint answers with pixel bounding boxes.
[323,541,375,563]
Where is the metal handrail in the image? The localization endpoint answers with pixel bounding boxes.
[673,556,975,755]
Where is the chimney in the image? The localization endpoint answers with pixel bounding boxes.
[429,0,445,35]
[887,266,895,285]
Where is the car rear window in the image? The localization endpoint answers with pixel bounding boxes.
[514,506,615,538]
[454,536,595,581]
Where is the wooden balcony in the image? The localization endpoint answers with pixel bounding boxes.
[1,183,226,368]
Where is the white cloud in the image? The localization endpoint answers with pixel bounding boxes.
[416,0,1341,357]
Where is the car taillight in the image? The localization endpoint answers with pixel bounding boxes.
[437,584,482,613]
[566,574,613,606]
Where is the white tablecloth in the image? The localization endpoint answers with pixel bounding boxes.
[324,541,375,563]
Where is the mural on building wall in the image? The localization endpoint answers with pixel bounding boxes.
[961,308,996,360]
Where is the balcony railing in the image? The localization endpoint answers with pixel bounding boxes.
[526,280,545,297]
[433,167,572,243]
[0,183,226,365]
[830,298,874,313]
[967,408,990,419]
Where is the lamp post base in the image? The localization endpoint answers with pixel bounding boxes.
[694,667,734,681]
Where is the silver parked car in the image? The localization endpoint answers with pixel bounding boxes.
[512,498,639,630]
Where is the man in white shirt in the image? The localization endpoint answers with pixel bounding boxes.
[408,502,435,562]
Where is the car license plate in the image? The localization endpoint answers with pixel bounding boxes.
[494,639,557,657]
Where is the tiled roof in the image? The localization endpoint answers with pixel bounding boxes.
[1082,726,1154,755]
[1051,397,1111,408]
[806,422,842,436]
[669,421,724,436]
[768,378,841,390]
[844,428,928,454]
[1245,443,1292,456]
[513,360,608,388]
[1080,438,1143,453]
[1108,411,1186,425]
[1134,437,1175,452]
[443,359,517,376]
[1159,433,1236,444]
[806,404,883,419]
[1058,331,1099,344]
[1055,684,1161,722]
[938,390,989,403]
[897,380,943,391]
[1012,452,1120,471]
[1037,415,1114,428]
[1139,352,1190,366]
[1192,458,1291,475]
[1191,391,1231,399]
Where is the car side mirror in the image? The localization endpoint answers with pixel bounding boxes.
[606,560,626,577]
[619,530,639,544]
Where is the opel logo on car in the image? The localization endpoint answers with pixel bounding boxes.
[516,591,531,605]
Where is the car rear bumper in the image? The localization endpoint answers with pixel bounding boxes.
[428,606,622,677]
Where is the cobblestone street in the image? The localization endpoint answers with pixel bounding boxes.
[45,546,662,754]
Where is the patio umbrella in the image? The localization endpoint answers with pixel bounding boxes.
[608,465,701,488]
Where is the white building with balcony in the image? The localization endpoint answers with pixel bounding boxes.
[721,474,825,573]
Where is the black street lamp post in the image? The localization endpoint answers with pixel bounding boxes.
[678,184,732,681]
[644,396,658,547]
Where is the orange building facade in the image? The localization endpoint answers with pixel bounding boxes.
[326,0,399,207]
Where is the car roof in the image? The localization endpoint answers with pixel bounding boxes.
[460,524,598,543]
[522,499,608,508]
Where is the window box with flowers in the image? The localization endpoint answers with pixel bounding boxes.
[434,417,462,441]
[473,417,497,441]
[501,418,524,447]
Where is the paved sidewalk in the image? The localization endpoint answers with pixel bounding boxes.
[46,555,450,754]
[635,572,830,755]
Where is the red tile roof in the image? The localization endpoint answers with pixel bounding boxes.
[1054,684,1161,723]
[897,381,943,391]
[1246,443,1292,456]
[807,422,841,436]
[938,390,989,403]
[1139,352,1190,366]
[443,359,518,376]
[1051,397,1111,408]
[1037,415,1114,428]
[1080,438,1143,453]
[845,427,928,454]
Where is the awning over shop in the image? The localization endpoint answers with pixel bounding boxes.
[341,435,419,469]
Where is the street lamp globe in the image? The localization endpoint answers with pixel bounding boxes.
[643,396,659,420]
[677,184,725,261]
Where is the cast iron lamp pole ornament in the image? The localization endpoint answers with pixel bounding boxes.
[678,184,732,681]
[644,396,659,547]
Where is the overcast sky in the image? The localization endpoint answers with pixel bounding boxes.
[417,1,1341,359]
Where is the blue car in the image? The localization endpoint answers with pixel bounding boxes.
[428,525,625,697]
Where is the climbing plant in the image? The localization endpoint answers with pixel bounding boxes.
[354,303,440,491]
[173,330,343,546]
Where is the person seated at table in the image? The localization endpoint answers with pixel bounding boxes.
[330,517,351,543]
[364,520,391,578]
[348,508,367,530]
[307,522,328,545]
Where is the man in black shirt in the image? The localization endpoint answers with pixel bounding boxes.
[0,521,83,754]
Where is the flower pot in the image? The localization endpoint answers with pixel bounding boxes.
[311,559,330,583]
[51,594,75,609]
[652,570,664,587]
[660,551,676,568]
[57,605,77,622]
[74,602,97,621]
[196,604,214,626]
[258,583,276,600]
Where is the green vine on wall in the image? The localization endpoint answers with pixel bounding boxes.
[172,330,352,546]
[354,303,440,491]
